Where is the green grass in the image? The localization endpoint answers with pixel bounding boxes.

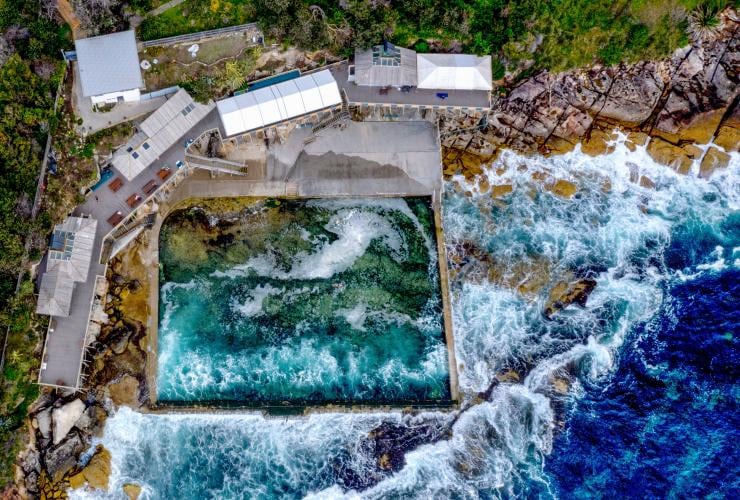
[139,0,254,41]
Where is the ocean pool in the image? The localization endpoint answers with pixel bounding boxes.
[156,197,451,405]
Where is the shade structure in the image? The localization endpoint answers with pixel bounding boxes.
[416,54,493,91]
[217,69,342,137]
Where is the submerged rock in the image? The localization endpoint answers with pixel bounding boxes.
[544,279,597,318]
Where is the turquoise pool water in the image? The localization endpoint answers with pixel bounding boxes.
[156,197,451,405]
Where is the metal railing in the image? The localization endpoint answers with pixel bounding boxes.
[140,23,262,48]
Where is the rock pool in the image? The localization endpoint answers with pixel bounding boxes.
[156,197,451,405]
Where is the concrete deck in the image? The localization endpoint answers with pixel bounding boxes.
[38,108,223,389]
[330,62,490,110]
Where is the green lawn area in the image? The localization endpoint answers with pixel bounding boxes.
[139,0,254,41]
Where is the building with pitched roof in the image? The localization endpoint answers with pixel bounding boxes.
[112,88,214,180]
[217,69,342,138]
[353,42,417,87]
[74,30,144,106]
[416,53,493,91]
[36,217,98,317]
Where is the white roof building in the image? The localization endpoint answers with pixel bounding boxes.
[217,70,342,137]
[112,88,214,180]
[416,54,493,91]
[37,217,98,317]
[75,30,144,105]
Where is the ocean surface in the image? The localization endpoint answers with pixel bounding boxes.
[156,197,450,404]
[72,137,738,499]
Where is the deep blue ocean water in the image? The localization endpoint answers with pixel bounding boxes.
[546,247,739,498]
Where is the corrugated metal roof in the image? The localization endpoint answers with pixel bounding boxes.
[75,30,144,97]
[112,88,214,180]
[217,69,342,137]
[354,45,417,87]
[416,54,493,91]
[36,217,98,317]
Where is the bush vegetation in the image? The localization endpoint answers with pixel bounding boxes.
[140,0,728,75]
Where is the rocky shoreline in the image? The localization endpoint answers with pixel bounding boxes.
[13,9,739,498]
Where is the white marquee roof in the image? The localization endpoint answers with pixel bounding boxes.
[416,54,493,91]
[217,70,342,137]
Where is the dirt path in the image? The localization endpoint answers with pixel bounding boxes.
[57,0,83,39]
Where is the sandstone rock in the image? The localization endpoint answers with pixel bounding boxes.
[491,184,513,198]
[714,115,740,152]
[52,399,85,445]
[581,129,615,156]
[123,483,143,500]
[646,138,692,174]
[67,471,86,490]
[79,446,112,491]
[108,374,140,407]
[547,179,578,198]
[639,175,655,189]
[625,131,649,151]
[544,279,597,318]
[699,146,731,179]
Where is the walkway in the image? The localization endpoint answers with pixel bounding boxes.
[38,108,223,390]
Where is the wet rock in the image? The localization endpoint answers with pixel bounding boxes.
[496,369,521,383]
[646,138,693,174]
[547,179,578,198]
[491,184,513,198]
[639,175,656,189]
[544,279,597,318]
[580,129,616,156]
[625,131,649,151]
[108,374,141,408]
[699,146,731,178]
[71,445,111,491]
[52,399,85,445]
[123,483,142,500]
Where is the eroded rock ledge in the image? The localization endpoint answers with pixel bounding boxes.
[441,9,738,179]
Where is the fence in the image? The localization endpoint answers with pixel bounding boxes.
[140,23,262,49]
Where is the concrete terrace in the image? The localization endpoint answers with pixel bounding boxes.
[38,52,484,392]
[38,105,223,389]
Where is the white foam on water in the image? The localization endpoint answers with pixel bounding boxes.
[337,303,369,331]
[231,284,281,317]
[85,144,739,498]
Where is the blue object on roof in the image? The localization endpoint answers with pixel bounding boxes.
[436,92,449,99]
[247,70,301,92]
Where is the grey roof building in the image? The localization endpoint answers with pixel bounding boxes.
[37,217,98,317]
[112,88,214,179]
[354,42,417,87]
[74,30,144,98]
